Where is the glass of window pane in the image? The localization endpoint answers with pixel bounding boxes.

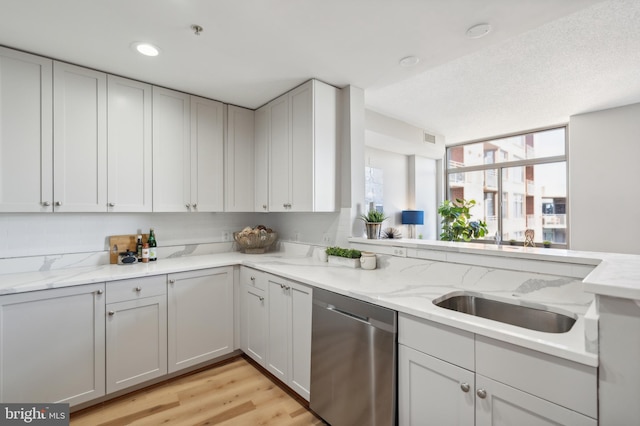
[501,162,566,244]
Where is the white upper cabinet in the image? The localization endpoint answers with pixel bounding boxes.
[152,87,191,212]
[191,95,224,212]
[107,75,152,212]
[53,61,107,212]
[268,79,338,212]
[254,105,269,212]
[153,88,224,212]
[225,105,255,212]
[0,47,53,212]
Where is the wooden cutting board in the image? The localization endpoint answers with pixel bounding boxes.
[109,234,148,264]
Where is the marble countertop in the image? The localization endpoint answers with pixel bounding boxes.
[0,246,598,367]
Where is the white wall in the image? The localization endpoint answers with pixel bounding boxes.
[569,102,640,254]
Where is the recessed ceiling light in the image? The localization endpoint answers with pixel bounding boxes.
[466,23,492,39]
[399,56,420,67]
[131,42,160,57]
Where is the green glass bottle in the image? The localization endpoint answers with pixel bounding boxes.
[148,228,157,261]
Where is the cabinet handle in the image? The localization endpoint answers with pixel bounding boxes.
[108,311,115,316]
[96,289,104,295]
[477,389,487,399]
[250,276,255,281]
[108,202,115,207]
[258,296,264,302]
[192,203,197,209]
[55,201,62,206]
[186,203,191,209]
[135,286,142,292]
[285,285,290,290]
[262,204,267,210]
[460,383,470,393]
[42,201,51,207]
[169,279,175,284]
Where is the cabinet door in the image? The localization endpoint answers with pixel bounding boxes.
[168,267,234,373]
[268,95,290,212]
[107,75,152,212]
[152,87,191,212]
[0,284,105,406]
[254,105,269,212]
[191,96,224,212]
[225,105,255,212]
[53,61,107,212]
[266,275,289,381]
[398,344,475,426]
[0,47,53,212]
[106,295,167,393]
[475,375,596,426]
[288,281,312,401]
[289,81,313,212]
[242,286,267,366]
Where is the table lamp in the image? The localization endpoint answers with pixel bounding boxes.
[402,210,424,239]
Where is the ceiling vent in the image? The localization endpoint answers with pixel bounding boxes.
[423,132,436,144]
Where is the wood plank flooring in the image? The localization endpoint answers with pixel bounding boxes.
[71,356,326,426]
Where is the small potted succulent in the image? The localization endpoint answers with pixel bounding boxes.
[543,240,552,248]
[359,210,389,239]
[325,246,362,268]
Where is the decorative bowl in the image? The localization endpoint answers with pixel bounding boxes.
[234,229,278,254]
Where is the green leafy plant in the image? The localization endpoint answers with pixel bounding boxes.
[437,198,488,242]
[325,246,362,259]
[543,240,552,248]
[359,209,388,223]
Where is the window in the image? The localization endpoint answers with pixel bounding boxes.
[445,127,568,246]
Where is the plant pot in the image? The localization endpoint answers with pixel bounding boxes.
[365,222,382,239]
[328,255,360,268]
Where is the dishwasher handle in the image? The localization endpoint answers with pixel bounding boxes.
[327,304,370,325]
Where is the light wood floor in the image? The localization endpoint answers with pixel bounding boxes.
[71,356,326,426]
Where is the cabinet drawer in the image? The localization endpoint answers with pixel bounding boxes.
[476,335,597,419]
[398,313,474,371]
[241,267,266,291]
[106,275,166,304]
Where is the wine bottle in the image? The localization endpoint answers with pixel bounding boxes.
[148,228,157,261]
[136,235,143,262]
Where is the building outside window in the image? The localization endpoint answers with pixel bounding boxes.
[445,127,568,246]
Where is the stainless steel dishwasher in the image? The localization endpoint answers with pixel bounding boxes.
[310,288,397,426]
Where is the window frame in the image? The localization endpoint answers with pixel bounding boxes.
[444,125,569,247]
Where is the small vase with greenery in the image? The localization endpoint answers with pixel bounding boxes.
[437,198,488,242]
[359,209,389,239]
[543,240,552,248]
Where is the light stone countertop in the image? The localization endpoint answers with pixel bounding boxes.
[0,244,601,367]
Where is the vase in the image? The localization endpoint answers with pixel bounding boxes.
[365,222,382,239]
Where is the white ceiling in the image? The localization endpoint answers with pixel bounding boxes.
[1,0,638,145]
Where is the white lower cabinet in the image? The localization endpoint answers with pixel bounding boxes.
[399,345,474,426]
[398,313,597,426]
[266,274,312,400]
[167,267,234,373]
[239,268,268,366]
[105,276,167,393]
[0,284,106,406]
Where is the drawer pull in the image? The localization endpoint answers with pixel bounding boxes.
[42,201,51,206]
[55,201,62,206]
[108,311,115,316]
[460,383,470,393]
[96,289,104,295]
[258,296,264,302]
[477,389,487,399]
[251,276,255,281]
[169,279,175,284]
[135,286,142,292]
[108,202,115,207]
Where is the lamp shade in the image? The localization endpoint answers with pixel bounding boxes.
[402,210,424,225]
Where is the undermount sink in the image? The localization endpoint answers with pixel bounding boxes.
[433,292,577,333]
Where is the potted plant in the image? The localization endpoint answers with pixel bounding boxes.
[543,240,552,248]
[437,198,488,242]
[325,246,362,268]
[359,210,389,239]
[509,239,517,246]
